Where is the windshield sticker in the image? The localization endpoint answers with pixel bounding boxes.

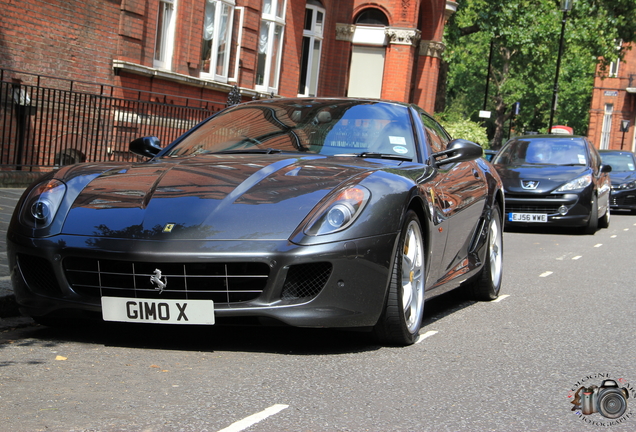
[393,146,408,154]
[578,155,586,165]
[389,136,407,145]
[629,164,635,170]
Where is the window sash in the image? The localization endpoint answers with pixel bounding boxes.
[201,0,235,83]
[600,104,614,150]
[609,61,619,78]
[255,0,286,94]
[154,0,176,70]
[298,4,324,97]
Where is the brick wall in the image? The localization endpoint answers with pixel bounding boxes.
[588,44,636,151]
[0,0,120,84]
[0,0,448,112]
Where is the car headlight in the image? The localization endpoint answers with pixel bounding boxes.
[555,174,592,192]
[305,186,370,236]
[20,179,67,229]
[616,181,636,190]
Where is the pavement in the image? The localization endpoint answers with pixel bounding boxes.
[0,187,33,329]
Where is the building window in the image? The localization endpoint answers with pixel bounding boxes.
[201,0,235,82]
[256,0,286,94]
[608,39,623,78]
[154,0,177,70]
[346,8,389,99]
[600,103,613,150]
[298,1,324,97]
[609,60,620,78]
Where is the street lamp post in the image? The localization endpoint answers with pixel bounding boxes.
[620,120,631,150]
[548,0,573,134]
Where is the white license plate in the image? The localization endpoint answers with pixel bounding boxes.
[508,212,548,223]
[101,297,215,324]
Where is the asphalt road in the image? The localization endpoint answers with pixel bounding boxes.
[0,193,635,431]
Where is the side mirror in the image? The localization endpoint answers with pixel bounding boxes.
[600,164,612,173]
[130,136,162,158]
[433,139,484,166]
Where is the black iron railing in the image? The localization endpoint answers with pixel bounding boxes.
[0,68,227,171]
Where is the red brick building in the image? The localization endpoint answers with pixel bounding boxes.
[0,0,456,112]
[588,42,636,151]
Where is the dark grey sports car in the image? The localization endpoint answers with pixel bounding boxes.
[7,98,504,345]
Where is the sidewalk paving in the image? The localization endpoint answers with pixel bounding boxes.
[0,188,26,320]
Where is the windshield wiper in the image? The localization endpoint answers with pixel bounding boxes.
[214,148,283,155]
[335,152,412,162]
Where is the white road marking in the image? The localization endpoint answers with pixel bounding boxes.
[218,404,289,432]
[416,330,438,344]
[491,294,510,303]
[624,228,629,231]
[594,244,603,248]
[611,235,617,238]
[572,256,582,260]
[540,271,553,278]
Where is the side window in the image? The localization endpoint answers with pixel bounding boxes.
[419,113,450,154]
[588,142,601,171]
[200,0,236,83]
[154,0,177,70]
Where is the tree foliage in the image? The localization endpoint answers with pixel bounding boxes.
[436,108,489,148]
[442,0,636,148]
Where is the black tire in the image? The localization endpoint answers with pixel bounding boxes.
[598,206,610,229]
[584,195,599,235]
[465,206,503,301]
[374,210,426,346]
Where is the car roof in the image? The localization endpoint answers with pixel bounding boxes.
[599,149,635,154]
[509,134,587,140]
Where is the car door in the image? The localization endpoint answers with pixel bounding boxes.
[412,111,449,287]
[419,113,487,288]
[588,140,611,214]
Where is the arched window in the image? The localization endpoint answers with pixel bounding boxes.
[354,8,388,26]
[347,8,388,99]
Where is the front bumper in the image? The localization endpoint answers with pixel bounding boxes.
[7,231,398,328]
[503,192,592,227]
[610,189,636,210]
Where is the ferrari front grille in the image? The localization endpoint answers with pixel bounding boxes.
[17,254,62,296]
[63,257,270,304]
[281,262,332,301]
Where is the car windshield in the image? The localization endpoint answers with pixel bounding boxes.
[600,153,636,172]
[494,138,587,166]
[163,100,416,160]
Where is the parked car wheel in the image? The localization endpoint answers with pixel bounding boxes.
[465,207,503,301]
[374,210,425,346]
[584,195,599,235]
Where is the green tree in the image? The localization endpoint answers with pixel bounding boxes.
[442,0,636,148]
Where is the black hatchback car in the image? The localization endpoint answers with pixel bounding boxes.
[599,149,636,213]
[493,135,611,234]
